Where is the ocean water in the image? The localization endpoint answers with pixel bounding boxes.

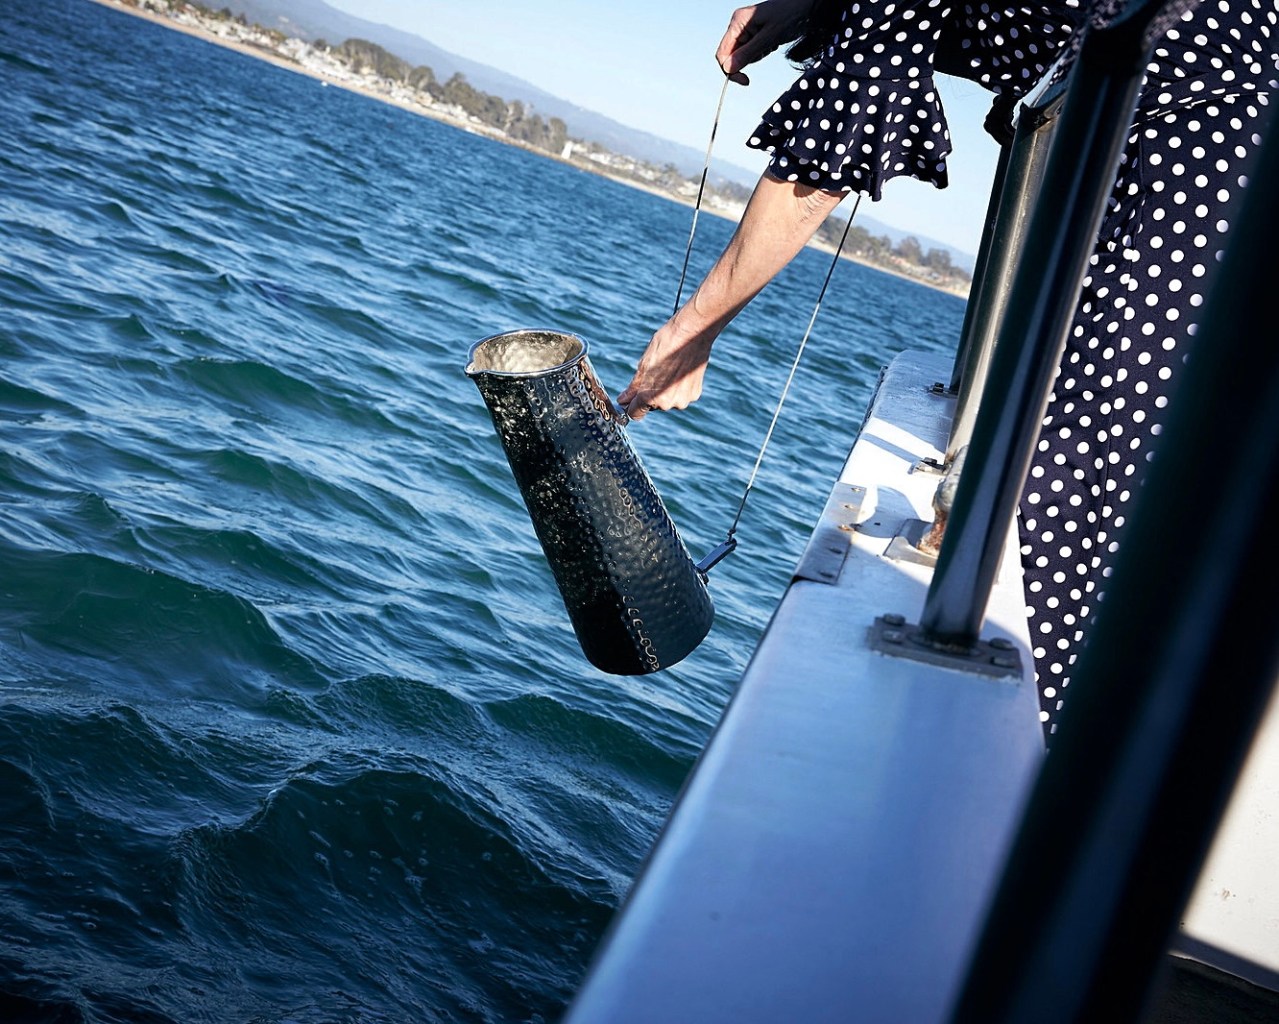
[0,1,965,1020]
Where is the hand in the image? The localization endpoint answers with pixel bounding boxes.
[617,318,717,421]
[716,0,815,84]
[618,170,843,422]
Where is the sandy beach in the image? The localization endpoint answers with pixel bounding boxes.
[87,0,493,126]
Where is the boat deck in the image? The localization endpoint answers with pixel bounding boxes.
[563,348,1279,1023]
[564,350,1045,1022]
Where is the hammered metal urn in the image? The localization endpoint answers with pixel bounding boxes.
[466,328,715,674]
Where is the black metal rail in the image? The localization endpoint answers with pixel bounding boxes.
[949,108,1279,1024]
[909,0,1279,1016]
[943,80,1064,465]
[918,0,1197,645]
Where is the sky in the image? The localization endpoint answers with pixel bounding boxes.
[323,0,1005,257]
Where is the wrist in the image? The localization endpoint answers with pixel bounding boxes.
[668,303,723,352]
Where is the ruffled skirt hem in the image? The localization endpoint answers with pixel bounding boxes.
[746,69,953,200]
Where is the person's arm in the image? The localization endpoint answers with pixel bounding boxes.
[618,171,843,420]
[715,0,817,83]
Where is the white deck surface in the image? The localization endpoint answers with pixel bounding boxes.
[1179,682,1279,987]
[563,350,1047,1023]
[562,348,1278,1022]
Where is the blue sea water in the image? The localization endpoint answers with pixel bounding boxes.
[0,1,965,1020]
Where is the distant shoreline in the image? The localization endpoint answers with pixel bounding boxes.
[86,0,968,299]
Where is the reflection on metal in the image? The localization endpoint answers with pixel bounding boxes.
[919,444,967,558]
[466,328,714,675]
[792,482,864,584]
[868,614,1024,679]
[919,518,946,558]
[945,105,1060,465]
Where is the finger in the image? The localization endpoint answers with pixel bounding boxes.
[716,45,745,77]
[729,38,774,70]
[714,54,751,85]
[724,26,782,73]
[629,395,661,420]
[714,19,746,69]
[715,52,751,85]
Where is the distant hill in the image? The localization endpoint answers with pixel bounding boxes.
[222,0,736,176]
[221,0,974,270]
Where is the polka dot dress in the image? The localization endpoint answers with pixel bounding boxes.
[747,0,956,199]
[1019,0,1277,737]
[752,0,1276,739]
[748,2,1086,196]
[938,2,1085,101]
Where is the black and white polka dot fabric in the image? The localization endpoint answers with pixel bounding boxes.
[937,1,1086,101]
[747,2,1085,197]
[751,0,1276,738]
[747,0,956,199]
[1019,0,1277,737]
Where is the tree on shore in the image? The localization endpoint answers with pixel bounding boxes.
[142,4,972,291]
[924,247,953,274]
[406,65,436,93]
[896,235,924,266]
[335,39,410,82]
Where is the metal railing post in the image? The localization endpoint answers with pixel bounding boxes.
[948,114,1279,1024]
[944,93,1062,465]
[917,0,1185,645]
[944,140,1012,396]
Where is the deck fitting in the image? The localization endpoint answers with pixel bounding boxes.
[868,615,1025,679]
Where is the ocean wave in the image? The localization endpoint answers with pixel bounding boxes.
[169,753,615,1022]
[174,355,396,434]
[0,546,327,699]
[0,377,81,423]
[0,47,54,77]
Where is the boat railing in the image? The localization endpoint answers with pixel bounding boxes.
[950,103,1279,1024]
[908,0,1202,648]
[943,62,1067,460]
[908,71,1066,561]
[919,0,1279,1017]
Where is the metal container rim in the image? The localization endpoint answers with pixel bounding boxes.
[465,328,589,379]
